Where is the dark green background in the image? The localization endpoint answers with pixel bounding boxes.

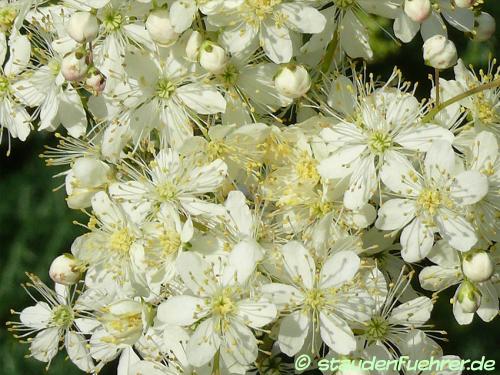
[1,4,499,374]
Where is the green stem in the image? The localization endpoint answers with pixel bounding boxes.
[320,27,340,75]
[422,77,500,123]
[212,350,221,375]
[434,68,440,107]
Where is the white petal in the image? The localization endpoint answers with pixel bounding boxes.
[477,282,499,322]
[278,311,309,356]
[176,252,217,296]
[157,295,207,326]
[170,0,197,33]
[340,10,373,60]
[221,320,258,365]
[65,331,94,372]
[449,170,488,205]
[225,190,253,236]
[261,283,304,310]
[281,241,315,289]
[424,140,455,183]
[389,296,433,325]
[176,83,226,114]
[237,299,276,329]
[261,20,292,64]
[344,154,377,210]
[30,327,60,362]
[318,145,366,179]
[376,199,416,231]
[419,265,461,291]
[280,3,326,34]
[186,318,221,367]
[319,251,360,289]
[400,218,434,262]
[226,239,263,284]
[394,12,419,43]
[435,209,477,252]
[380,151,422,196]
[20,302,52,329]
[394,124,454,152]
[319,312,356,355]
[5,34,30,76]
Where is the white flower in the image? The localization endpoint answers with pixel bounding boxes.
[376,140,488,261]
[319,75,454,210]
[0,33,32,142]
[207,0,326,63]
[419,240,499,325]
[109,148,227,222]
[262,241,371,356]
[157,251,277,367]
[462,250,495,283]
[8,274,94,372]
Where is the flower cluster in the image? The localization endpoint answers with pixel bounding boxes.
[4,0,499,374]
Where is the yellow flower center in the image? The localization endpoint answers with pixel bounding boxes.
[296,153,319,183]
[103,9,123,32]
[417,189,442,216]
[109,228,135,253]
[211,289,235,317]
[369,131,392,154]
[156,181,177,201]
[246,0,281,19]
[159,230,181,256]
[304,288,325,311]
[51,305,74,328]
[475,93,497,124]
[0,7,16,32]
[366,316,389,340]
[156,78,176,99]
[335,0,356,9]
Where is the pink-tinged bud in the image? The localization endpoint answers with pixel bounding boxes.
[61,51,88,81]
[85,70,107,95]
[49,254,82,285]
[404,0,431,23]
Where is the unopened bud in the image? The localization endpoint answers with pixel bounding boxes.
[274,65,311,99]
[473,12,496,42]
[85,69,107,95]
[404,0,431,23]
[185,30,203,61]
[199,41,228,74]
[67,12,99,43]
[146,9,179,46]
[61,51,88,81]
[453,0,474,8]
[462,251,495,283]
[49,254,82,286]
[423,35,457,69]
[456,280,481,313]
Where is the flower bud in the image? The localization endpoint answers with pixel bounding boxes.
[456,280,481,313]
[453,0,474,8]
[100,300,144,345]
[61,51,88,81]
[274,65,311,99]
[49,254,82,286]
[66,12,99,43]
[85,69,107,95]
[199,41,228,74]
[404,0,431,23]
[423,35,457,69]
[473,12,496,42]
[146,9,179,46]
[462,251,495,282]
[73,157,111,187]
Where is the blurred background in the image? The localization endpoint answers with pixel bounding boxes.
[1,3,499,374]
